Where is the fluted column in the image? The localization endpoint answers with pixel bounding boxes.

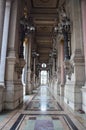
[0,0,6,57]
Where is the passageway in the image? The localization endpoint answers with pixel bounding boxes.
[0,85,85,130]
[0,0,86,129]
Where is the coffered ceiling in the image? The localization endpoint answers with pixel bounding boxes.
[31,0,58,8]
[30,0,60,64]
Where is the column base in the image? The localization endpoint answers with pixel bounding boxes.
[64,80,82,111]
[5,80,23,110]
[0,86,4,112]
[25,82,33,95]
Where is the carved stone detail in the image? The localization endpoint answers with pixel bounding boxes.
[64,60,74,80]
[15,58,26,78]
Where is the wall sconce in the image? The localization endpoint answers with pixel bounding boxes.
[20,12,35,36]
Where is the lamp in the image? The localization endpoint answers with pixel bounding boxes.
[54,8,71,60]
[20,2,35,39]
[54,7,73,80]
[19,4,35,58]
[32,50,39,58]
[20,11,35,36]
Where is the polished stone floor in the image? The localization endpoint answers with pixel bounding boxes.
[0,85,86,130]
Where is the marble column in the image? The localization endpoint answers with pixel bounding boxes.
[81,0,86,112]
[39,70,41,86]
[57,40,61,95]
[0,0,11,86]
[52,57,57,94]
[26,35,33,94]
[60,40,65,96]
[53,58,55,75]
[0,0,6,112]
[33,57,36,89]
[22,42,28,95]
[64,0,85,110]
[0,0,6,58]
[0,0,11,110]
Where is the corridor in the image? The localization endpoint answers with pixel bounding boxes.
[0,0,86,129]
[0,85,86,130]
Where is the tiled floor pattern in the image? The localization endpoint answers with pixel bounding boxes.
[9,114,78,130]
[0,85,86,130]
[25,87,63,111]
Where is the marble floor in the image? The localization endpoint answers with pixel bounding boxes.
[0,85,86,130]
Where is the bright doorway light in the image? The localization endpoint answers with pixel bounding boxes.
[41,70,47,85]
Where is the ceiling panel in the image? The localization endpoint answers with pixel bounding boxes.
[30,0,58,64]
[32,0,58,8]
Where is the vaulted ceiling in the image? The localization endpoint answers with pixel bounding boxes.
[30,0,64,64]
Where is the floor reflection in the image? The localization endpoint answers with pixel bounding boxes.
[40,86,47,111]
[25,85,63,111]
